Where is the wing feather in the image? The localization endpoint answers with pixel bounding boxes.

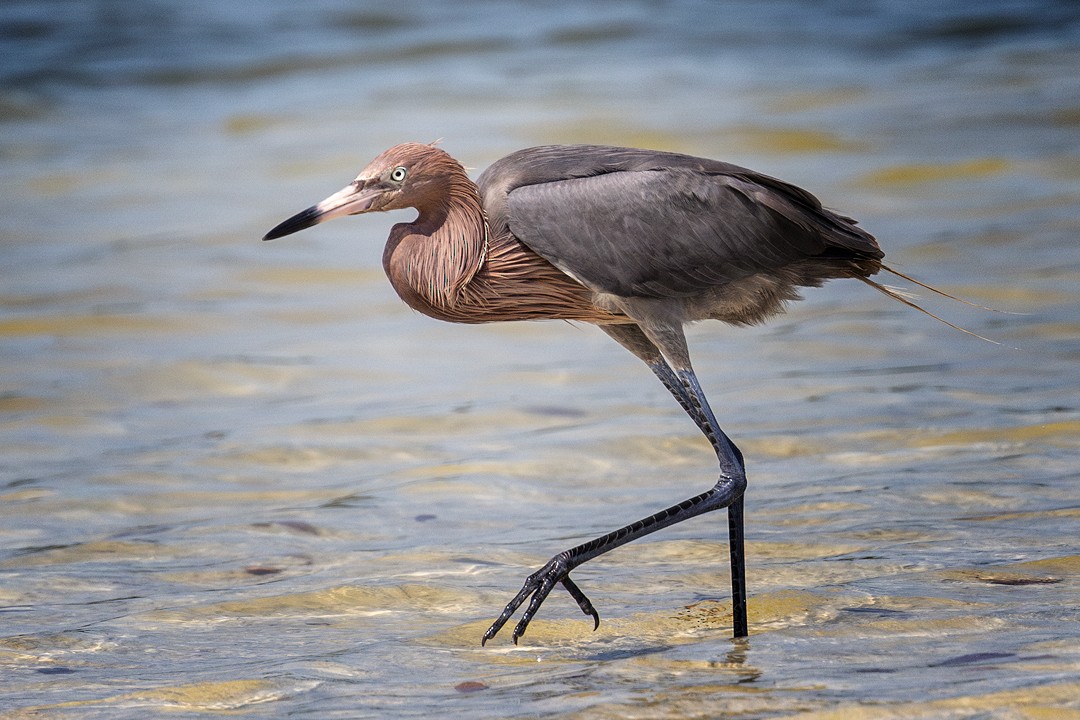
[506,172,871,298]
[478,145,881,299]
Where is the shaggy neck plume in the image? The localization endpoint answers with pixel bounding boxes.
[383,157,488,319]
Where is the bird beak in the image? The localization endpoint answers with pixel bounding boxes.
[262,180,386,240]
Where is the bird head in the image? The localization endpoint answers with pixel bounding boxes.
[262,142,460,241]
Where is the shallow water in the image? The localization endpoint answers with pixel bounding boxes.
[2,1,1079,717]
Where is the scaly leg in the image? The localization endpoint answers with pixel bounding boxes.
[610,324,748,638]
[481,324,749,645]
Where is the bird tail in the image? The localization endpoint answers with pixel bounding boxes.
[855,264,1019,347]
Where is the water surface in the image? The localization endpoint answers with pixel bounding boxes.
[2,1,1078,717]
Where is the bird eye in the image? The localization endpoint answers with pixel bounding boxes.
[390,166,407,183]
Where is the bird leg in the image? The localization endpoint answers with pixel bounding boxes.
[650,361,749,639]
[481,473,745,644]
[726,495,748,637]
[481,552,598,646]
[480,325,749,645]
[609,323,748,638]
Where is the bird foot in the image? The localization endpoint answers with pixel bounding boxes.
[481,554,600,645]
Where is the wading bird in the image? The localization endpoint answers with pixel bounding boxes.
[264,142,953,645]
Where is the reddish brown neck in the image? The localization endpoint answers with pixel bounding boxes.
[382,170,488,319]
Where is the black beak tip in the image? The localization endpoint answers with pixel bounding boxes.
[262,206,320,241]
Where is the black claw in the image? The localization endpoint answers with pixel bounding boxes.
[480,556,596,646]
[561,577,601,631]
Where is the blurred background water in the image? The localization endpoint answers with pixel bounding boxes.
[2,1,1078,717]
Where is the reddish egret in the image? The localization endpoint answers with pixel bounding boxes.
[264,142,937,645]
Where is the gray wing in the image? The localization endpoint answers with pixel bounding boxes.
[497,159,881,299]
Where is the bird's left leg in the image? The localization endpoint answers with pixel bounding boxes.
[620,322,748,638]
[481,324,748,645]
[482,472,743,645]
[661,361,748,638]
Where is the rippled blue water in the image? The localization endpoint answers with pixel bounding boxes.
[2,1,1078,718]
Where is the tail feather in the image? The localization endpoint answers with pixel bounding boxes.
[881,265,1024,315]
[856,266,1013,347]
